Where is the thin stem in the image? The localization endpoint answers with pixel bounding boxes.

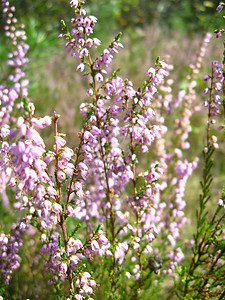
[84,32,117,289]
[184,63,214,296]
[53,113,61,203]
[130,132,142,291]
[65,131,84,208]
[53,113,75,293]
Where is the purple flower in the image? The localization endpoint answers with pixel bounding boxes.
[47,186,58,198]
[95,73,103,82]
[70,0,78,8]
[27,128,45,147]
[217,199,224,206]
[55,136,66,149]
[31,116,51,129]
[215,31,222,38]
[76,63,85,72]
[217,4,223,12]
[90,240,100,253]
[74,295,84,300]
[52,203,62,214]
[57,170,66,182]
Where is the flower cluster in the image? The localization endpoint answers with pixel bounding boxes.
[203,60,223,123]
[0,0,30,206]
[59,1,123,82]
[215,2,224,38]
[0,217,30,284]
[0,1,110,298]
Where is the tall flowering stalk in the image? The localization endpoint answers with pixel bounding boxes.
[59,1,176,297]
[152,32,214,274]
[0,0,170,298]
[0,1,110,299]
[176,60,225,299]
[175,4,225,298]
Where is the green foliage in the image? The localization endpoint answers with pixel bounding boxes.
[23,18,57,59]
[0,0,222,40]
[175,110,225,299]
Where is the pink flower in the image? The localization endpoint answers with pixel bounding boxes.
[52,203,62,214]
[70,0,78,8]
[74,181,84,198]
[55,136,66,149]
[74,295,83,300]
[57,170,66,182]
[31,116,51,129]
[147,67,155,77]
[76,63,85,72]
[203,88,209,95]
[27,128,45,147]
[217,4,223,12]
[41,234,47,242]
[70,255,79,265]
[97,231,108,245]
[93,37,101,47]
[20,123,27,136]
[203,75,210,82]
[61,147,74,161]
[95,73,103,82]
[68,238,83,250]
[214,82,222,92]
[47,186,58,198]
[215,31,222,38]
[79,162,88,171]
[43,200,52,210]
[9,127,18,140]
[17,116,24,127]
[80,48,89,56]
[78,162,89,179]
[86,38,93,47]
[50,214,58,225]
[89,279,96,287]
[91,240,100,253]
[67,205,74,217]
[59,262,68,274]
[135,273,140,280]
[34,159,47,172]
[81,272,91,284]
[217,199,224,206]
[81,284,93,294]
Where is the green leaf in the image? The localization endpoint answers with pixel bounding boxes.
[70,223,81,238]
[94,223,102,235]
[205,174,212,184]
[22,97,32,113]
[115,32,122,41]
[60,19,67,31]
[206,178,213,190]
[58,234,62,248]
[222,184,225,198]
[206,160,214,173]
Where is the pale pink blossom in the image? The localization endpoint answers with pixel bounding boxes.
[52,203,62,214]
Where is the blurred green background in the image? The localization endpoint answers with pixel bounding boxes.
[0,0,221,35]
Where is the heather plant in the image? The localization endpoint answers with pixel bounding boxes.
[0,1,224,300]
